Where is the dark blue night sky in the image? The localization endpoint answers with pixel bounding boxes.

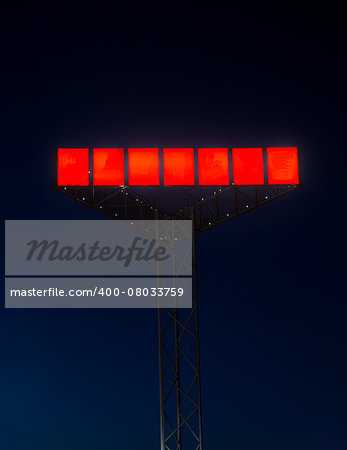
[1,2,346,449]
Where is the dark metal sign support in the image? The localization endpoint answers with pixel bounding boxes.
[55,149,300,449]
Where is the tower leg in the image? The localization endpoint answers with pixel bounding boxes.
[158,228,203,449]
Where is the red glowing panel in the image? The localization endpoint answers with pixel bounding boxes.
[232,148,264,185]
[128,148,159,185]
[198,148,229,185]
[267,147,299,184]
[57,148,89,186]
[164,148,194,185]
[93,148,124,186]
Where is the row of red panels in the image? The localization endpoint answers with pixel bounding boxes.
[57,147,299,186]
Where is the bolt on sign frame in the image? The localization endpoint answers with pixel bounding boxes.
[54,147,301,450]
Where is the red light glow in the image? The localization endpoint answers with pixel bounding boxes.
[93,148,124,186]
[198,148,229,185]
[267,147,299,184]
[232,148,264,185]
[57,148,89,186]
[128,148,159,185]
[164,148,194,185]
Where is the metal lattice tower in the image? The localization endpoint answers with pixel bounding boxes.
[55,148,300,449]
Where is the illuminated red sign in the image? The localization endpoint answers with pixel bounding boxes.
[267,147,299,184]
[164,148,194,185]
[198,148,229,185]
[232,148,264,185]
[93,148,124,186]
[128,148,159,186]
[57,147,299,187]
[57,148,89,186]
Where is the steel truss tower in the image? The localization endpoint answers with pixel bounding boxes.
[55,151,300,450]
[158,210,202,450]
